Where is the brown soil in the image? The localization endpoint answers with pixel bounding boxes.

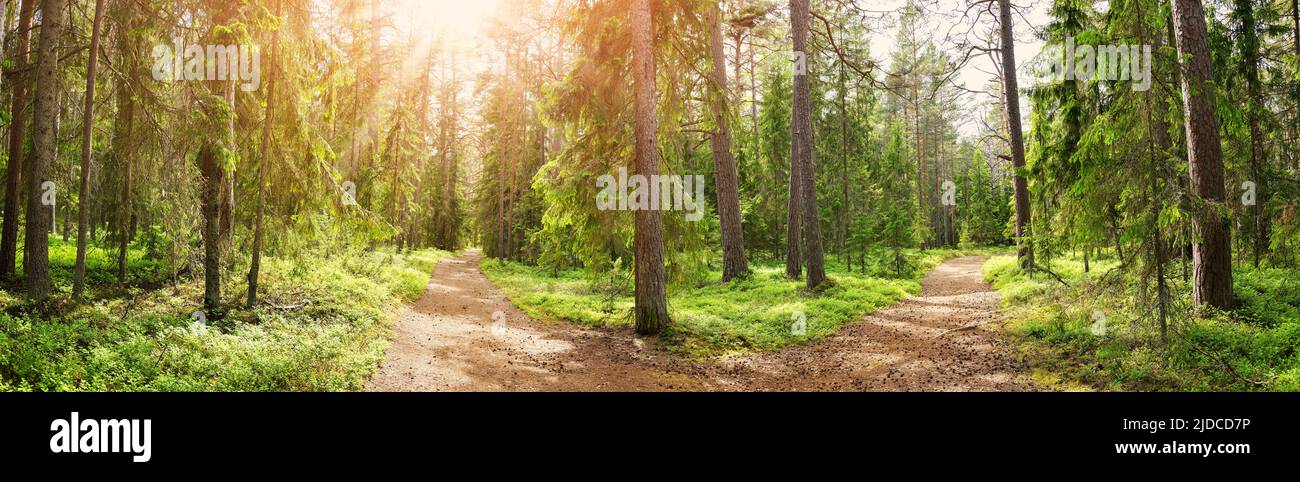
[365,252,1037,392]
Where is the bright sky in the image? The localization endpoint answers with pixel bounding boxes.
[862,0,1051,138]
[395,0,501,39]
[378,0,1051,139]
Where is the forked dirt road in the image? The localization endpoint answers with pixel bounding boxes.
[364,251,1037,392]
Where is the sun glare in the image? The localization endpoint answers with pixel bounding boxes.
[402,0,501,39]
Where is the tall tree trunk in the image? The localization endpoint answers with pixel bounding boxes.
[1237,0,1267,268]
[248,0,281,308]
[115,81,135,281]
[1292,0,1299,173]
[914,90,924,245]
[749,31,759,154]
[24,0,66,300]
[1142,2,1172,343]
[1,0,35,279]
[998,0,1034,272]
[784,118,802,278]
[199,5,236,317]
[412,46,433,250]
[784,21,803,279]
[198,142,224,315]
[444,53,459,248]
[496,54,508,258]
[1171,0,1234,309]
[1293,0,1299,173]
[708,3,748,282]
[0,0,9,93]
[73,0,106,299]
[839,60,848,259]
[791,0,826,289]
[630,0,671,334]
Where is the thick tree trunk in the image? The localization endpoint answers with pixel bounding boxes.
[73,0,107,299]
[1,0,35,279]
[791,0,826,289]
[249,0,281,308]
[1171,0,1234,309]
[997,0,1034,272]
[630,0,671,334]
[24,0,67,300]
[707,4,748,282]
[198,143,224,315]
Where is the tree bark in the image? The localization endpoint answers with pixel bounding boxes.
[248,0,281,308]
[1171,0,1234,309]
[630,0,671,334]
[784,20,803,279]
[113,82,135,282]
[444,53,459,249]
[1293,0,1299,173]
[24,0,67,300]
[73,0,106,299]
[791,0,826,289]
[1,0,35,279]
[496,52,508,258]
[997,0,1034,272]
[198,142,224,315]
[0,0,9,93]
[707,3,748,282]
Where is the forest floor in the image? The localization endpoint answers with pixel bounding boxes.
[366,252,1038,391]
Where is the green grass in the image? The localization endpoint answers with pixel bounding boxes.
[482,246,1005,357]
[984,253,1300,391]
[0,240,452,391]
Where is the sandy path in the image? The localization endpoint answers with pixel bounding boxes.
[365,252,1036,392]
[712,256,1037,391]
[364,250,694,391]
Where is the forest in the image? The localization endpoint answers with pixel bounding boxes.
[0,0,1296,392]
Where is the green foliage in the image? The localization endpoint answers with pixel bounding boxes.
[0,247,450,391]
[987,254,1300,391]
[481,248,995,357]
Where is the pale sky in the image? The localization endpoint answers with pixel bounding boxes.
[377,0,1053,140]
[862,0,1051,138]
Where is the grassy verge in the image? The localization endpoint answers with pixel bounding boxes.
[482,246,1005,358]
[984,254,1300,391]
[0,238,451,391]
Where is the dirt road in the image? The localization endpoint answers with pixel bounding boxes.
[365,252,1036,392]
